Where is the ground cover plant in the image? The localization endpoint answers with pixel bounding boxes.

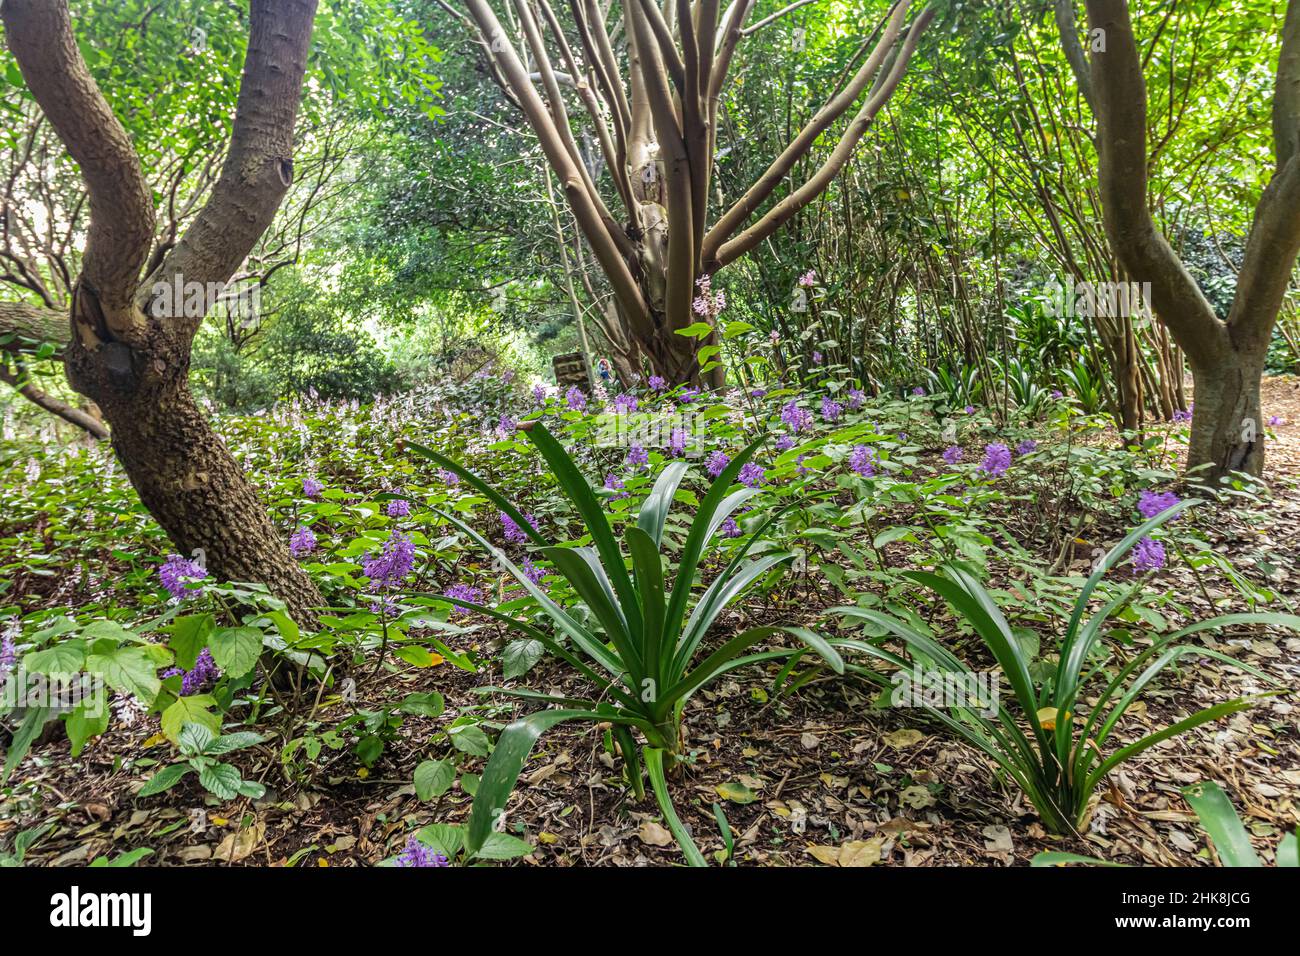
[0,0,1298,879]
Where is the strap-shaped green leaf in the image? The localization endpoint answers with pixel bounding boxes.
[637,460,689,546]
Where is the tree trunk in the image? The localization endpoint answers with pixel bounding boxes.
[66,329,322,624]
[1187,349,1266,482]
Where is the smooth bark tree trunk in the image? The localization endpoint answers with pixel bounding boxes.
[1187,349,1266,481]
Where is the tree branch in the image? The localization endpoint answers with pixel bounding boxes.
[1,0,154,340]
[148,0,319,329]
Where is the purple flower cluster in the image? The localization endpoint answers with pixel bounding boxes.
[612,392,639,414]
[626,443,649,469]
[521,556,547,587]
[911,386,926,396]
[979,443,1012,478]
[720,516,742,538]
[846,387,866,411]
[438,468,460,487]
[604,473,629,499]
[648,375,667,391]
[781,401,813,434]
[821,396,843,422]
[363,531,416,589]
[163,647,221,697]
[566,387,587,411]
[386,498,411,518]
[159,554,206,600]
[1172,406,1193,423]
[677,387,701,404]
[501,511,536,544]
[1137,489,1180,520]
[738,462,765,488]
[942,445,964,466]
[289,526,317,557]
[396,836,450,868]
[705,450,731,478]
[1131,537,1166,573]
[1015,439,1038,456]
[849,444,877,478]
[443,583,483,616]
[775,435,796,452]
[669,427,688,457]
[0,628,17,683]
[302,476,323,499]
[532,383,549,405]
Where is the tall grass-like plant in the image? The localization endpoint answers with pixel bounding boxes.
[829,500,1295,833]
[409,423,841,865]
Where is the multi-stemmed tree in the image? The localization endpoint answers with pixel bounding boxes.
[459,0,934,383]
[1084,0,1300,479]
[1,0,324,620]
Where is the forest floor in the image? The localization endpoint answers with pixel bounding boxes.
[8,378,1300,867]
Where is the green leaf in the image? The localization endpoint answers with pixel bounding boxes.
[474,830,535,860]
[207,731,266,755]
[23,640,86,674]
[449,723,490,756]
[465,709,610,857]
[502,639,545,680]
[66,698,109,758]
[86,646,161,704]
[179,721,217,755]
[198,762,243,800]
[137,762,193,797]
[161,695,221,744]
[414,759,455,801]
[208,626,262,678]
[1182,781,1262,867]
[399,691,446,718]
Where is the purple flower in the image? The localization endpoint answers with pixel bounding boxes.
[1172,407,1193,423]
[497,414,518,437]
[1137,489,1180,520]
[1131,536,1166,573]
[397,836,449,868]
[1269,415,1283,426]
[363,531,416,589]
[750,388,768,399]
[780,400,813,434]
[821,396,843,422]
[604,473,629,499]
[566,387,587,411]
[849,444,877,477]
[1050,389,1064,400]
[532,383,549,405]
[964,405,975,415]
[738,462,765,488]
[1015,439,1038,456]
[438,468,460,487]
[720,516,742,538]
[443,583,484,616]
[705,450,731,478]
[980,443,1012,478]
[289,526,317,557]
[942,445,964,466]
[386,498,411,518]
[796,454,811,475]
[847,387,866,410]
[164,648,221,696]
[520,557,547,586]
[775,435,796,452]
[501,511,536,544]
[0,628,17,683]
[648,375,667,391]
[911,386,926,396]
[812,351,823,365]
[626,443,649,469]
[302,476,323,499]
[669,427,688,457]
[612,392,639,414]
[677,387,701,404]
[159,554,206,600]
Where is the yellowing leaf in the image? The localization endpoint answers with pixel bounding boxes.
[883,728,924,748]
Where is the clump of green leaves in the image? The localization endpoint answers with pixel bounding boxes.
[410,422,841,865]
[831,501,1296,834]
[138,721,267,801]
